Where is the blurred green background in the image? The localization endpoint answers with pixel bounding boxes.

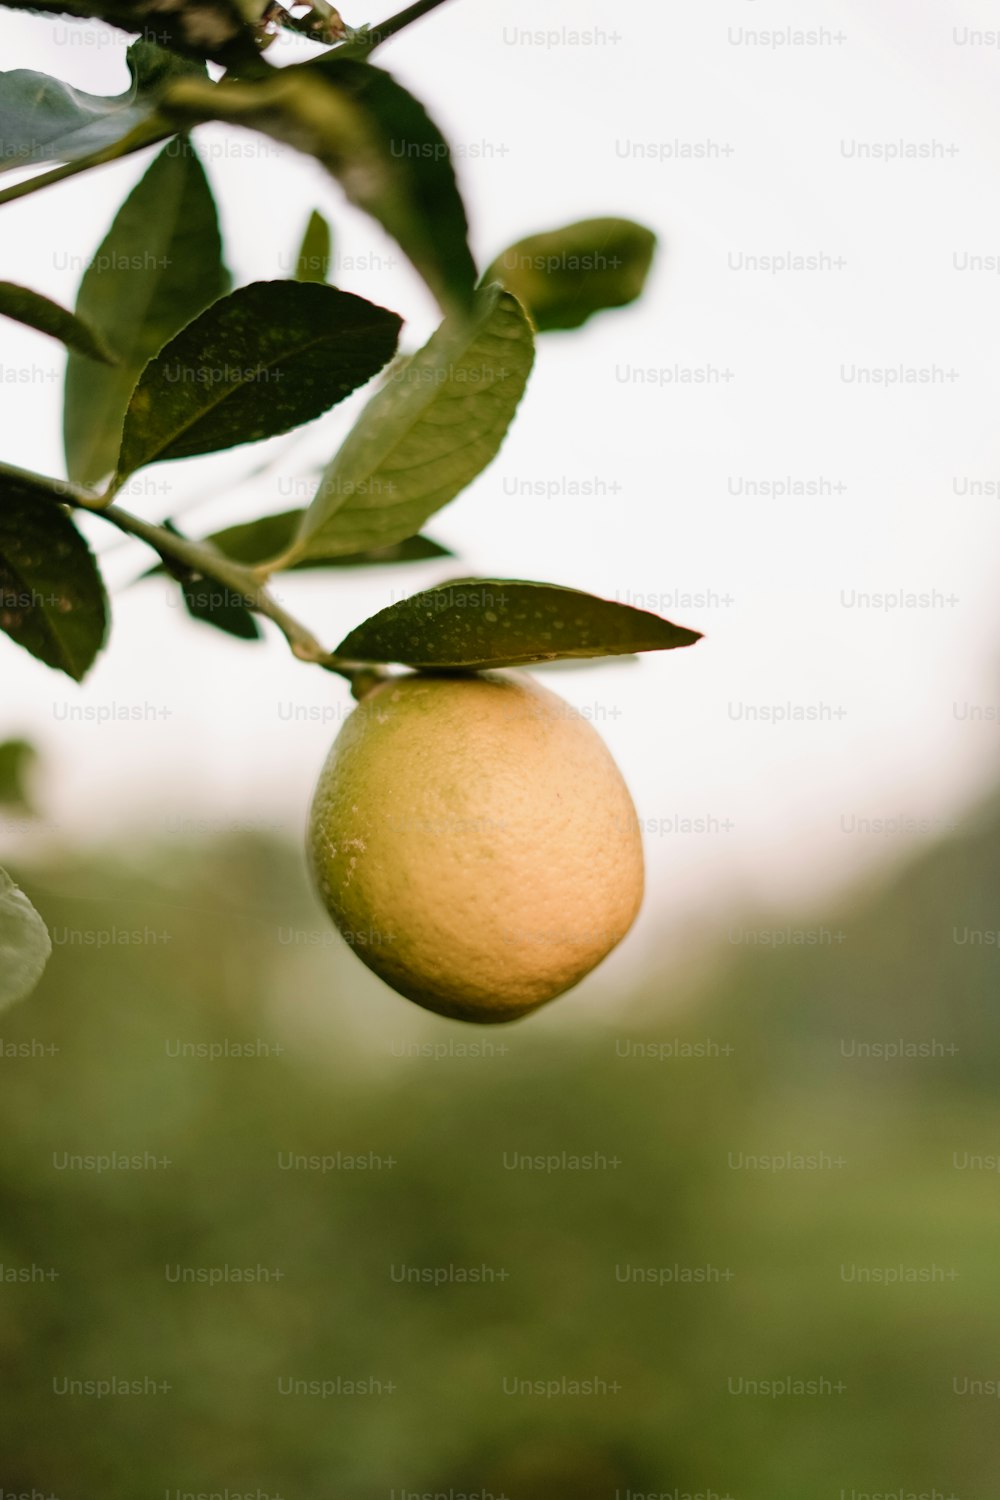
[1,798,998,1500]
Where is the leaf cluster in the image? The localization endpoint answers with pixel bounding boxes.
[0,7,699,1000]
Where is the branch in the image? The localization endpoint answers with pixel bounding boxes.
[0,117,175,210]
[0,0,453,209]
[108,505,375,680]
[2,463,375,686]
[333,0,454,55]
[364,0,453,47]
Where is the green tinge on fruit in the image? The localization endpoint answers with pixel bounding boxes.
[308,670,644,1024]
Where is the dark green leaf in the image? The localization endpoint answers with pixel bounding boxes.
[336,579,702,670]
[125,36,212,92]
[301,534,451,568]
[161,58,477,315]
[0,473,108,680]
[180,576,261,640]
[201,509,450,568]
[152,517,259,637]
[299,533,451,568]
[115,280,402,479]
[142,512,449,581]
[201,507,318,565]
[0,739,38,812]
[277,285,533,567]
[482,218,657,332]
[295,210,332,283]
[64,137,231,488]
[0,865,51,1011]
[0,281,117,364]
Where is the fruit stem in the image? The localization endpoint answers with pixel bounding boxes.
[349,667,390,701]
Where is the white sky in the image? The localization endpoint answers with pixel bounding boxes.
[3,0,1000,935]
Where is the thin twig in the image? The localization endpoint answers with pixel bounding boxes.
[0,117,175,210]
[332,0,453,55]
[1,462,369,683]
[99,502,365,675]
[0,0,454,209]
[364,0,453,47]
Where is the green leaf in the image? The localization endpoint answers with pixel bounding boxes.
[482,218,657,332]
[277,285,533,567]
[0,866,51,1012]
[125,37,212,92]
[152,518,261,640]
[295,210,332,284]
[201,508,328,565]
[180,577,262,641]
[0,39,197,177]
[336,579,702,670]
[115,280,402,479]
[200,509,450,569]
[0,474,108,680]
[0,281,117,364]
[140,514,448,591]
[0,739,38,812]
[161,57,477,315]
[0,65,150,176]
[64,136,231,489]
[302,534,451,568]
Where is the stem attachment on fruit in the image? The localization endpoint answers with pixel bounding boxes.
[349,667,390,701]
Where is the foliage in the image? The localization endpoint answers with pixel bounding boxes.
[0,865,49,1009]
[0,5,697,993]
[0,738,37,810]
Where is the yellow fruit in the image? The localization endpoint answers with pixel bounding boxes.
[308,669,644,1023]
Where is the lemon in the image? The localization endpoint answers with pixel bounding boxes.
[308,670,644,1023]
